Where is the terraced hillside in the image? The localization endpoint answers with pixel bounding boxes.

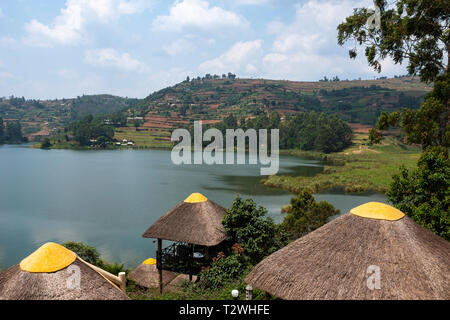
[119,76,431,147]
[0,94,137,141]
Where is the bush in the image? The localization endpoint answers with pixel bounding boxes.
[102,262,126,275]
[199,254,244,289]
[222,196,288,264]
[62,241,104,267]
[387,147,449,240]
[40,138,52,149]
[281,189,340,240]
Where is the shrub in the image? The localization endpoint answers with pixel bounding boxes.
[222,196,288,264]
[62,241,104,268]
[281,189,340,240]
[199,254,244,289]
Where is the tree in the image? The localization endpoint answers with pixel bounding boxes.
[376,73,449,149]
[62,241,104,267]
[40,138,52,149]
[0,117,4,144]
[5,122,24,143]
[368,128,383,144]
[387,147,449,240]
[281,189,340,240]
[338,0,449,239]
[337,0,449,83]
[222,196,288,264]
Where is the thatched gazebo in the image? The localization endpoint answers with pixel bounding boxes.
[142,193,228,292]
[0,242,129,300]
[245,202,450,300]
[129,258,177,289]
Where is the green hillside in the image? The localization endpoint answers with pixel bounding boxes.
[0,94,137,140]
[118,76,432,148]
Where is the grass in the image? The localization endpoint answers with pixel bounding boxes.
[126,273,268,300]
[265,135,421,194]
[114,128,173,149]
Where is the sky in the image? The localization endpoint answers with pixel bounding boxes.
[0,0,407,99]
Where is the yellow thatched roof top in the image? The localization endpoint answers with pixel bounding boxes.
[143,258,156,265]
[184,193,208,203]
[350,202,405,221]
[20,242,76,273]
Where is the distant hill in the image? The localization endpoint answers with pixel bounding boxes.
[126,76,431,143]
[0,94,137,140]
[0,76,432,143]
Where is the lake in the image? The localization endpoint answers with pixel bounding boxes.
[0,144,386,269]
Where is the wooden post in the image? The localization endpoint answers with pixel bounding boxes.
[189,244,194,282]
[118,272,126,293]
[246,284,253,300]
[205,246,209,263]
[157,238,163,294]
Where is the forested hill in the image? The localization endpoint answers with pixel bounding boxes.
[0,94,137,140]
[133,75,432,131]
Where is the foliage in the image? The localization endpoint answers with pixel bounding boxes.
[264,137,421,193]
[339,0,449,241]
[368,128,383,144]
[62,241,104,267]
[199,254,244,289]
[337,0,449,83]
[281,112,353,153]
[102,262,126,275]
[62,241,128,274]
[0,117,4,144]
[4,121,25,144]
[65,114,114,147]
[40,138,52,149]
[222,196,288,264]
[213,111,353,153]
[282,189,340,239]
[377,73,449,149]
[387,147,450,240]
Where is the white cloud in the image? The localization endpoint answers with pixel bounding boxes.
[163,38,196,56]
[153,0,248,32]
[57,68,80,80]
[0,71,15,80]
[199,40,263,76]
[231,0,270,5]
[0,36,17,47]
[23,0,152,47]
[0,8,4,18]
[260,0,405,80]
[84,48,149,73]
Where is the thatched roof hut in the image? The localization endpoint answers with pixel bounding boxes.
[245,202,450,300]
[142,193,228,246]
[0,242,129,300]
[129,258,177,289]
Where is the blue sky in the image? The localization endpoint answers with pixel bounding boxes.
[0,0,407,99]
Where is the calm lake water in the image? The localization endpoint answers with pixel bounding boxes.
[0,144,386,269]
